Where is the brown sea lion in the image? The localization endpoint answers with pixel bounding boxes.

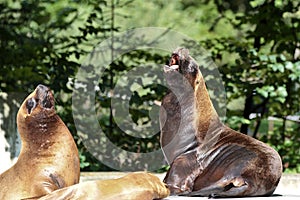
[160,48,282,197]
[0,84,80,200]
[37,172,170,200]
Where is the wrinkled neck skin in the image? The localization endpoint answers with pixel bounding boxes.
[160,71,198,164]
[161,64,224,163]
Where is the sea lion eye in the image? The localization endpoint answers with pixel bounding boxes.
[26,98,37,114]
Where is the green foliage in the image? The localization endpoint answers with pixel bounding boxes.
[227,116,251,131]
[1,0,299,172]
[258,118,300,173]
[0,0,84,92]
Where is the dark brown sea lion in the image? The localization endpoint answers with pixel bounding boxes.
[37,172,170,200]
[0,84,80,200]
[160,48,282,197]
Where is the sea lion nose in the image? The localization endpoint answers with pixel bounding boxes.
[37,84,49,93]
[35,84,53,108]
[26,98,37,114]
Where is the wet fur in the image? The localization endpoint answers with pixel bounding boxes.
[37,172,170,200]
[0,85,80,200]
[0,85,169,200]
[160,48,282,197]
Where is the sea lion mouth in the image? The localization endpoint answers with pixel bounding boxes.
[164,53,180,72]
[164,48,199,78]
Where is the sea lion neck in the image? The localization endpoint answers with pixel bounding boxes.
[17,113,61,149]
[193,73,223,141]
[166,47,224,141]
[161,48,224,163]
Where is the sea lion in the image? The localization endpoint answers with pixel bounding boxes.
[37,172,170,200]
[160,48,282,197]
[0,84,80,200]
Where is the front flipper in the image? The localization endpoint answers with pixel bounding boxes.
[164,150,201,195]
[190,176,249,198]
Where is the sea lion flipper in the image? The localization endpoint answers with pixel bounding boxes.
[37,187,76,200]
[190,177,248,197]
[164,150,200,195]
[49,173,66,189]
[38,172,170,200]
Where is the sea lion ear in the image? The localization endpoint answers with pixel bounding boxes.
[26,98,37,114]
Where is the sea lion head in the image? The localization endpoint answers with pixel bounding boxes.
[21,84,55,116]
[17,84,56,139]
[164,48,201,89]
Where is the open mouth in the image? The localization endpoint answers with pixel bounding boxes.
[164,53,180,72]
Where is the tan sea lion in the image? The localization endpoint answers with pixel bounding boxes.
[37,172,170,200]
[160,48,282,197]
[0,84,80,200]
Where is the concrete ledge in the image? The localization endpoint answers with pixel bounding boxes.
[275,174,300,196]
[80,172,300,199]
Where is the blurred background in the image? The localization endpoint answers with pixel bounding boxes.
[0,0,299,173]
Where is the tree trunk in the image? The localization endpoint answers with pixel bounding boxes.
[240,92,253,134]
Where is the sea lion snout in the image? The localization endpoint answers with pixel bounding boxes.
[174,48,198,75]
[23,85,55,117]
[36,84,54,109]
[164,49,186,72]
[26,98,37,114]
[163,48,200,89]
